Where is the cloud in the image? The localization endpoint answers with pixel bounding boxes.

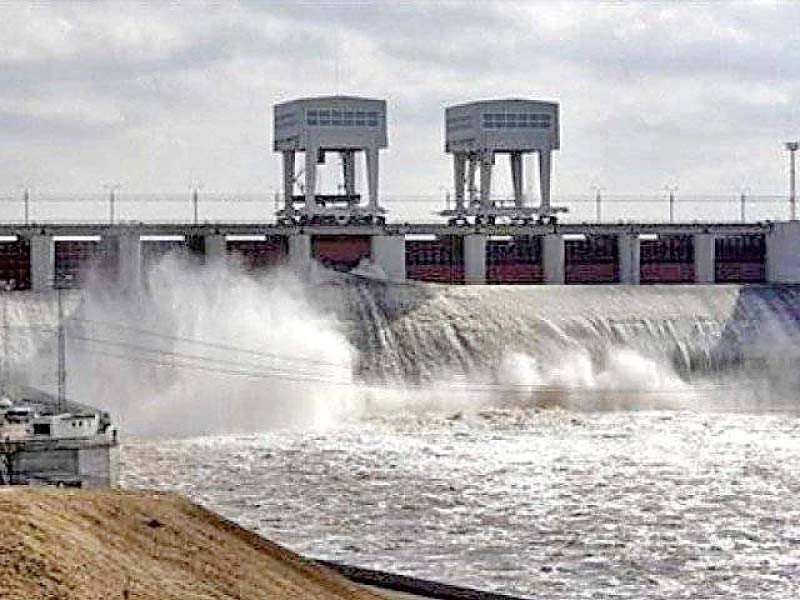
[0,0,797,199]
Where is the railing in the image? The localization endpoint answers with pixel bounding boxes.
[0,192,793,224]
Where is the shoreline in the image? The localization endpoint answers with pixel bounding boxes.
[0,487,529,600]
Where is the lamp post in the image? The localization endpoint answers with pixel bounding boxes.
[23,188,30,225]
[740,189,748,223]
[188,182,204,225]
[104,184,120,225]
[786,142,799,220]
[593,186,604,223]
[665,185,678,223]
[192,187,199,225]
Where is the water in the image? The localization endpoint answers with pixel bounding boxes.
[5,258,800,598]
[121,410,800,599]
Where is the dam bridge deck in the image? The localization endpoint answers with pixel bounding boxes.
[0,221,772,236]
[0,220,795,288]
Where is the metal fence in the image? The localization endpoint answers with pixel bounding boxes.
[0,192,793,224]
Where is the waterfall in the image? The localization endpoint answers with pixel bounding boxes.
[335,281,800,389]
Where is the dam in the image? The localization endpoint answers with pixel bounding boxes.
[0,219,794,291]
[3,95,798,290]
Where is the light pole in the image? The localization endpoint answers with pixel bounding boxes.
[104,184,120,225]
[192,187,199,225]
[189,183,203,225]
[786,142,799,220]
[23,188,30,225]
[593,186,604,223]
[189,179,203,225]
[665,185,678,223]
[740,188,749,223]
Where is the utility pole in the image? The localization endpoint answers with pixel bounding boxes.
[192,186,200,225]
[786,142,799,220]
[57,288,66,412]
[740,191,747,223]
[594,187,603,223]
[665,185,678,223]
[23,188,30,225]
[104,184,119,225]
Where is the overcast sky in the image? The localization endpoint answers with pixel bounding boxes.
[1,0,798,199]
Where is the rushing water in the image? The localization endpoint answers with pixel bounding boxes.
[7,260,800,598]
[122,409,800,599]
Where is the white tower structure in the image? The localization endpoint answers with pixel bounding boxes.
[273,96,388,225]
[442,99,564,224]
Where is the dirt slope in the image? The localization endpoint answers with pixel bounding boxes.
[0,488,385,600]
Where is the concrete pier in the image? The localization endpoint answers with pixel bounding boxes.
[370,235,406,282]
[542,234,565,284]
[289,234,312,267]
[204,234,228,264]
[463,235,487,284]
[693,234,716,284]
[767,222,800,283]
[30,235,54,291]
[618,234,641,285]
[117,232,142,290]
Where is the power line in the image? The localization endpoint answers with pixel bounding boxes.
[71,339,422,391]
[70,334,349,381]
[69,333,723,397]
[0,309,734,396]
[67,316,347,369]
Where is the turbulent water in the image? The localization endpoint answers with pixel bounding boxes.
[6,258,800,598]
[122,410,800,599]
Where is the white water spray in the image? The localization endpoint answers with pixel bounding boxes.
[69,256,362,436]
[3,259,799,436]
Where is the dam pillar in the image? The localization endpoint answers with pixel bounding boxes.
[767,221,800,283]
[289,234,312,267]
[204,234,228,265]
[463,234,487,284]
[694,234,716,283]
[371,235,406,282]
[96,234,120,282]
[542,234,564,284]
[117,232,142,290]
[618,234,641,285]
[30,234,54,291]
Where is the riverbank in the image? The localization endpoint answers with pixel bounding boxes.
[0,488,383,600]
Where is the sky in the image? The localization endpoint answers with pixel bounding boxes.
[0,0,799,200]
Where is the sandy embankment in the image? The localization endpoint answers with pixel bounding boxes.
[0,488,386,600]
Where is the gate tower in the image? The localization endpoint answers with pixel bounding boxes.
[273,96,388,226]
[442,98,565,224]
